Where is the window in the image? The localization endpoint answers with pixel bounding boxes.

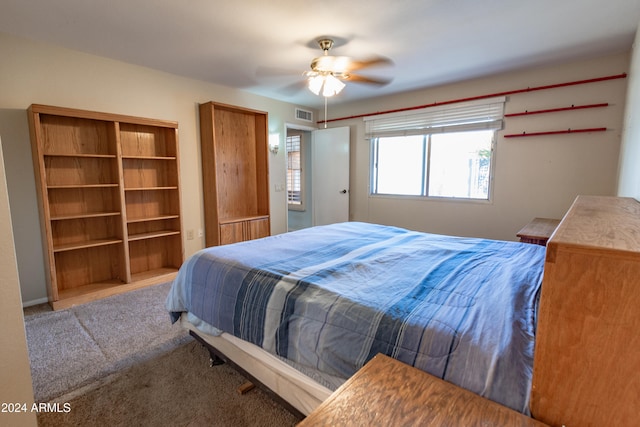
[367,97,504,200]
[286,132,305,210]
[371,130,493,198]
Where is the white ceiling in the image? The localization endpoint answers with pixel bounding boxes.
[1,0,639,109]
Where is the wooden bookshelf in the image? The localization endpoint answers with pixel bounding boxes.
[199,102,270,246]
[28,104,183,309]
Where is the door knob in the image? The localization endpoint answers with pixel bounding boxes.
[340,189,347,194]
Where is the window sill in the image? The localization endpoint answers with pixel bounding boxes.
[368,193,493,205]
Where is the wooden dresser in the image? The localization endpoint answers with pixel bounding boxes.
[531,195,640,427]
[298,354,547,427]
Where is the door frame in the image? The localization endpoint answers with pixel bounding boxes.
[285,122,317,233]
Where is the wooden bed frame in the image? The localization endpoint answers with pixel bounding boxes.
[185,195,640,426]
[189,330,307,420]
[180,315,334,418]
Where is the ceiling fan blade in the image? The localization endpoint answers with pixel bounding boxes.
[256,66,303,78]
[278,80,307,96]
[345,74,392,86]
[346,56,393,72]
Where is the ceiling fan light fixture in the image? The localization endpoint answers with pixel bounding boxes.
[307,74,324,95]
[305,37,390,98]
[323,74,345,97]
[307,73,345,97]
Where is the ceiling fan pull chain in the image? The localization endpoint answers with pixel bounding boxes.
[324,96,328,128]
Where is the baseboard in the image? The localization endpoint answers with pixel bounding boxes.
[22,296,48,308]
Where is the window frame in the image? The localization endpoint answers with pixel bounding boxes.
[286,131,306,211]
[369,129,497,202]
[365,97,503,203]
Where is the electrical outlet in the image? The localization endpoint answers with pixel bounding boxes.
[186,229,194,240]
[198,229,203,238]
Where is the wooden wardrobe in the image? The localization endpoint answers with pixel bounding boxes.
[199,101,270,246]
[28,104,183,310]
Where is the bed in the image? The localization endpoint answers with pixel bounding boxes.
[166,221,545,416]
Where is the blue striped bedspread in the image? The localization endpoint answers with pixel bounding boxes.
[166,221,545,413]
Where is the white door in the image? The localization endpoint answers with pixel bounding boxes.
[312,126,350,225]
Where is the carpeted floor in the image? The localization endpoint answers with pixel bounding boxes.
[24,283,300,426]
[37,340,299,426]
[24,282,190,403]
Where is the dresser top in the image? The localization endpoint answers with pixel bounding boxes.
[549,195,640,256]
[299,354,547,427]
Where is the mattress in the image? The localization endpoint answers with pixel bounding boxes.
[167,221,545,413]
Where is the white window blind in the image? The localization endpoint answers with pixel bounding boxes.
[364,97,505,138]
[286,134,302,205]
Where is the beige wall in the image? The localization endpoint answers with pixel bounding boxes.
[328,52,630,241]
[0,31,634,304]
[0,32,316,304]
[618,21,640,199]
[0,138,37,426]
[0,25,635,421]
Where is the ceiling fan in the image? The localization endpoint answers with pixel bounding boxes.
[304,38,392,97]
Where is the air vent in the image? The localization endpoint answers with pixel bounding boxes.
[295,108,313,122]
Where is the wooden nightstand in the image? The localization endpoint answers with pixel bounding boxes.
[298,354,547,427]
[517,218,560,246]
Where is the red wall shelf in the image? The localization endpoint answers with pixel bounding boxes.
[505,103,608,118]
[504,127,607,138]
